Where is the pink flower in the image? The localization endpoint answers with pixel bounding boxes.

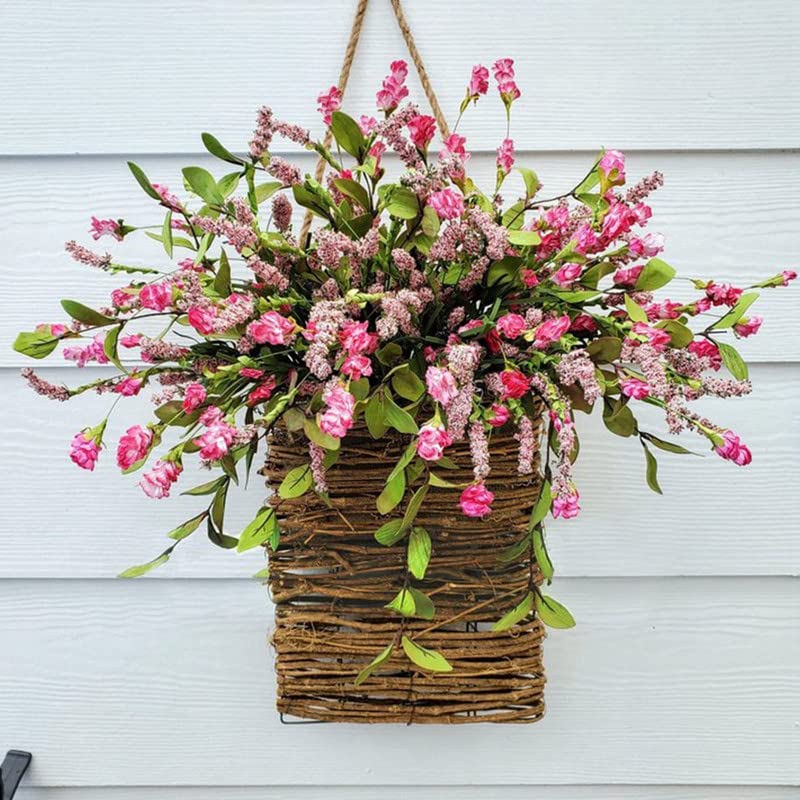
[90,216,122,241]
[632,203,652,226]
[247,311,297,345]
[599,149,626,185]
[426,366,458,406]
[492,58,520,106]
[152,184,181,211]
[521,269,539,288]
[182,383,206,412]
[247,376,277,406]
[194,423,235,462]
[496,313,527,339]
[706,282,742,307]
[441,132,468,161]
[628,322,672,352]
[488,403,511,428]
[140,459,183,498]
[553,262,583,287]
[359,115,377,135]
[460,482,494,518]
[496,138,515,174]
[116,425,153,470]
[188,306,217,335]
[629,232,665,257]
[427,188,465,220]
[534,315,571,348]
[645,300,682,321]
[780,269,797,286]
[407,114,436,151]
[714,430,752,466]
[572,224,599,255]
[601,202,636,242]
[239,367,265,379]
[620,378,651,400]
[500,369,529,399]
[70,431,101,471]
[416,423,452,462]
[199,406,224,427]
[734,316,763,338]
[570,313,599,333]
[376,60,409,112]
[613,265,644,287]
[468,64,489,99]
[688,339,722,370]
[341,354,372,380]
[316,85,342,125]
[120,334,142,348]
[115,375,143,396]
[139,283,172,312]
[545,205,570,231]
[340,320,378,355]
[369,140,387,172]
[36,322,67,338]
[553,489,580,519]
[319,385,355,439]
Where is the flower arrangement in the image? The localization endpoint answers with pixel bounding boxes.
[16,58,795,646]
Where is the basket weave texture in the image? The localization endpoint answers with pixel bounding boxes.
[263,416,546,724]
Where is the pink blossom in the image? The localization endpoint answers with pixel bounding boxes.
[240,367,265,379]
[553,262,583,287]
[613,265,644,287]
[521,269,539,287]
[120,334,142,348]
[487,403,511,428]
[620,377,651,400]
[441,132,468,161]
[734,316,763,338]
[90,217,122,241]
[182,383,206,412]
[468,64,489,99]
[714,430,752,466]
[139,283,172,312]
[496,138,515,174]
[188,306,217,335]
[152,184,181,211]
[426,366,458,406]
[645,300,682,321]
[492,58,520,105]
[199,406,224,427]
[601,202,636,242]
[341,354,372,380]
[688,339,722,370]
[316,85,342,125]
[70,431,101,471]
[629,232,665,257]
[553,489,580,519]
[570,313,599,333]
[632,203,652,226]
[376,60,409,112]
[369,140,387,171]
[416,423,452,462]
[533,315,571,348]
[407,114,436,151]
[500,369,529,399]
[116,425,153,470]
[572,224,600,254]
[599,149,626,185]
[359,115,377,135]
[247,376,277,406]
[140,459,183,498]
[705,282,742,307]
[194,422,235,461]
[339,320,378,355]
[115,375,143,396]
[459,482,494,518]
[427,188,465,220]
[36,322,67,338]
[247,311,297,345]
[780,269,797,286]
[628,322,672,352]
[545,205,570,231]
[319,385,355,439]
[496,313,527,339]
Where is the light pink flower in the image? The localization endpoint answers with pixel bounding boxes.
[247,311,297,345]
[316,85,342,125]
[426,366,458,406]
[152,184,181,211]
[496,138,515,174]
[533,315,571,348]
[319,385,355,439]
[460,482,494,518]
[376,60,409,112]
[781,269,797,286]
[194,423,235,461]
[601,202,636,242]
[613,265,644,287]
[487,403,511,428]
[90,217,122,241]
[188,306,217,335]
[468,64,489,99]
[120,334,142,348]
[140,459,183,498]
[628,322,672,352]
[714,430,752,466]
[553,489,580,519]
[734,316,763,338]
[599,149,626,185]
[629,232,665,257]
[139,283,172,312]
[500,369,529,399]
[359,115,377,134]
[427,188,465,220]
[115,375,143,396]
[182,383,206,412]
[688,339,722,370]
[116,425,153,470]
[407,114,436,151]
[341,354,372,380]
[553,262,582,287]
[620,378,651,400]
[70,431,101,471]
[496,313,526,339]
[339,320,378,355]
[416,423,452,462]
[199,406,224,427]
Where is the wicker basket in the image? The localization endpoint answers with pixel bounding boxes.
[262,417,546,724]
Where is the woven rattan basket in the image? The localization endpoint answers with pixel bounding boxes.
[262,416,547,723]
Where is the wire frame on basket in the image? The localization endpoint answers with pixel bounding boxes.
[262,413,547,724]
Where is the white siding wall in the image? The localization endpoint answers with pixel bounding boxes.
[0,1,797,796]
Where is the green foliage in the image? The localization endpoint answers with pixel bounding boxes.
[401,636,453,672]
[535,593,576,628]
[492,591,534,631]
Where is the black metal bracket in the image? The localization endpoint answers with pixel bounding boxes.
[1,751,32,800]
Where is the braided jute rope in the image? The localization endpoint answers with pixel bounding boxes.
[262,413,548,724]
[299,0,451,243]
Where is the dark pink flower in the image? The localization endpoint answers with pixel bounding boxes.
[247,376,277,406]
[613,265,644,287]
[340,320,378,355]
[553,262,582,287]
[139,283,172,312]
[468,64,489,99]
[427,188,465,220]
[460,482,494,517]
[115,375,143,396]
[376,60,409,112]
[116,425,153,470]
[341,354,372,380]
[496,138,515,174]
[316,85,342,125]
[734,316,763,338]
[780,269,797,286]
[194,423,235,462]
[407,114,436,151]
[188,306,217,335]
[182,383,206,412]
[152,184,182,211]
[533,315,571,348]
[239,367,265,379]
[487,404,511,428]
[688,339,722,370]
[247,311,297,345]
[627,322,672,352]
[496,313,526,339]
[714,430,752,466]
[70,430,101,471]
[570,313,598,333]
[705,282,743,307]
[620,378,651,400]
[89,216,122,241]
[500,369,529,399]
[120,334,142,348]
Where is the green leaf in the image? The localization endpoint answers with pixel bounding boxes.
[384,394,419,434]
[333,177,371,211]
[167,511,208,541]
[624,293,648,323]
[365,393,387,438]
[535,593,576,629]
[718,341,749,380]
[401,636,453,672]
[127,161,162,201]
[278,464,313,499]
[492,591,534,631]
[386,186,420,220]
[354,643,394,687]
[387,587,435,620]
[214,250,232,296]
[634,257,676,291]
[407,526,431,580]
[428,472,462,489]
[377,470,406,515]
[255,181,283,204]
[13,330,60,360]
[61,300,115,327]
[304,417,340,451]
[643,433,695,455]
[713,292,759,329]
[517,167,540,199]
[603,397,637,437]
[486,256,522,287]
[201,132,243,165]
[118,548,172,578]
[391,367,425,401]
[586,336,622,363]
[181,476,227,496]
[528,481,552,529]
[183,166,225,205]
[103,324,125,372]
[507,229,541,247]
[154,400,198,427]
[237,506,279,552]
[375,518,407,546]
[161,209,174,258]
[657,320,693,349]
[376,342,403,365]
[501,200,526,229]
[330,111,366,159]
[642,441,663,495]
[402,485,429,530]
[533,527,554,581]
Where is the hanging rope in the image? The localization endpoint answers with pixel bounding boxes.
[299,0,449,243]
